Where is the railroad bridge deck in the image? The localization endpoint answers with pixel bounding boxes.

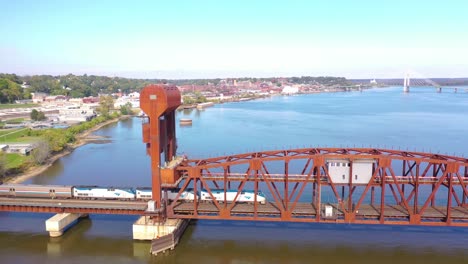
[0,197,150,215]
[171,201,468,226]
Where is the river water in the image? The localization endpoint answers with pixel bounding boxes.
[1,87,468,263]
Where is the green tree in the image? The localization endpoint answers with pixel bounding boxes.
[193,91,207,103]
[98,95,114,117]
[31,140,50,164]
[119,102,134,115]
[0,78,23,103]
[182,95,195,105]
[30,109,38,120]
[30,109,47,121]
[41,129,68,152]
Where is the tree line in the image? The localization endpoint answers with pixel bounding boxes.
[0,73,353,104]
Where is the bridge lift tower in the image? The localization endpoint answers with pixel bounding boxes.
[140,84,181,211]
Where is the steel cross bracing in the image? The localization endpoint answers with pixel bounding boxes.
[165,147,468,226]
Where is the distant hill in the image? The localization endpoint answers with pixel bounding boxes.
[350,78,468,86]
[0,73,352,103]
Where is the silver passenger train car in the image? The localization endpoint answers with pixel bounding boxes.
[0,184,73,199]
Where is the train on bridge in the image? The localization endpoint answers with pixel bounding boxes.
[0,184,266,204]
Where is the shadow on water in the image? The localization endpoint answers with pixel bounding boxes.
[0,216,467,264]
[157,221,468,264]
[0,215,153,263]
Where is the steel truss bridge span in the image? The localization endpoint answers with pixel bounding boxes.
[166,147,468,226]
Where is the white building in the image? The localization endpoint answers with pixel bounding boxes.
[281,86,299,94]
[58,106,96,123]
[31,92,48,103]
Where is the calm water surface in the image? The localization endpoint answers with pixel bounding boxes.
[1,87,468,263]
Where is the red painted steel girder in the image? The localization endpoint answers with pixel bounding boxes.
[179,148,468,168]
[167,147,468,226]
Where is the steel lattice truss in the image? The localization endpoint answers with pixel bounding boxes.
[166,148,468,226]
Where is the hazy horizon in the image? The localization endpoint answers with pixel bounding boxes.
[2,0,467,79]
[2,71,468,81]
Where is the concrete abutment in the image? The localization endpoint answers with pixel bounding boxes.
[45,213,88,237]
[132,216,189,255]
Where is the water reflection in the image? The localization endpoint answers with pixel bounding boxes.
[158,221,468,264]
[119,117,134,130]
[29,160,65,185]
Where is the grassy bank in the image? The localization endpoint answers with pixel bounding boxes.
[0,103,39,109]
[1,112,123,181]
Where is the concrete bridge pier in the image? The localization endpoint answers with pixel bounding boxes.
[45,213,88,237]
[132,216,189,255]
[436,87,442,93]
[454,88,458,93]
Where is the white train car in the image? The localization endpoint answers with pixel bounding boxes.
[200,189,266,204]
[0,184,73,199]
[73,186,136,200]
[135,188,196,201]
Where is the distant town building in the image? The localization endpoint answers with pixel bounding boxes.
[21,82,30,89]
[114,92,140,108]
[82,97,100,104]
[128,92,140,98]
[31,92,48,103]
[281,86,299,94]
[0,143,35,155]
[15,99,33,104]
[45,95,69,102]
[58,106,96,123]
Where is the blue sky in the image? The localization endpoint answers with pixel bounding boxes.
[1,0,467,79]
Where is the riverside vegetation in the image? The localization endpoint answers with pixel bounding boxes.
[0,97,134,181]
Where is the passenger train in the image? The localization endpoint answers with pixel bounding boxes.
[0,184,266,204]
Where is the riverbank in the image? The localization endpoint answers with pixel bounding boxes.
[4,116,129,184]
[178,88,371,110]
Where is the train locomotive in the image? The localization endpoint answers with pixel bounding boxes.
[0,184,266,204]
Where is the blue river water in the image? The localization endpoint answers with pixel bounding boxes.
[1,87,468,263]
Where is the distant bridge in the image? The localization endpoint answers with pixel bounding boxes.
[350,78,468,87]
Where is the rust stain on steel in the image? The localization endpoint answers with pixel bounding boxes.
[140,84,181,209]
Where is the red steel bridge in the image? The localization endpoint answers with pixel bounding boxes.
[1,84,467,227]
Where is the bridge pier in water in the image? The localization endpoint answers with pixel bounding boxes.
[45,213,88,237]
[132,216,189,255]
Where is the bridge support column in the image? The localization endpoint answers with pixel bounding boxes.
[133,216,186,240]
[344,212,355,223]
[409,214,421,225]
[45,213,88,237]
[133,216,189,255]
[436,87,442,93]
